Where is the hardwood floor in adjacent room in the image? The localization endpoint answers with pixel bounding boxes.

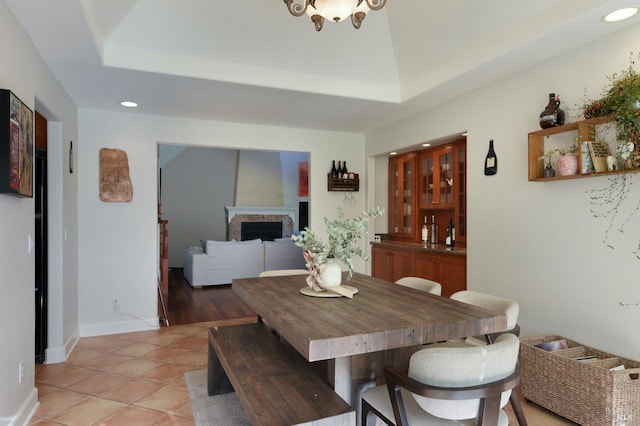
[164,268,256,326]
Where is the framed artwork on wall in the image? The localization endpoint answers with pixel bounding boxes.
[299,161,308,197]
[0,89,33,197]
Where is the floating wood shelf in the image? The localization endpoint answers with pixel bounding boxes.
[528,115,640,181]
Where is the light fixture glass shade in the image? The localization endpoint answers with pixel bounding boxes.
[603,7,638,22]
[311,0,360,22]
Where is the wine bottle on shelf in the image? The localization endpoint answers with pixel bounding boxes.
[342,161,349,178]
[331,160,338,178]
[421,216,429,244]
[484,139,497,176]
[445,217,453,247]
[429,215,438,244]
[337,161,343,178]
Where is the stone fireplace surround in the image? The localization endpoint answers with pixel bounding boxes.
[225,206,296,241]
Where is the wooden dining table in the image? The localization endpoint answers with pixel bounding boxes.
[232,272,508,407]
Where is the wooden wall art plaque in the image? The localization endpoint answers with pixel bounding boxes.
[99,148,133,202]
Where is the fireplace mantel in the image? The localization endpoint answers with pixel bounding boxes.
[225,206,296,222]
[225,206,296,241]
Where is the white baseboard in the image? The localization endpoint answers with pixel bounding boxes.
[79,316,160,337]
[45,326,79,364]
[2,387,38,426]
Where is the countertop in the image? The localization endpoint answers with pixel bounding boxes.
[371,240,467,256]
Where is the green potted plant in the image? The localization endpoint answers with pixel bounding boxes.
[292,206,384,291]
[581,51,640,168]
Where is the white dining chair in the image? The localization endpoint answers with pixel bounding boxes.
[361,333,521,426]
[395,277,442,296]
[449,290,526,426]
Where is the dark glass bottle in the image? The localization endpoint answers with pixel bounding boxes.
[331,160,338,178]
[484,139,497,175]
[539,93,565,129]
[445,217,454,247]
[337,161,343,178]
[342,161,348,178]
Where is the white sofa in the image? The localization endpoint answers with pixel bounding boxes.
[183,238,306,287]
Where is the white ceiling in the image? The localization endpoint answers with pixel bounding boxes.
[5,0,640,132]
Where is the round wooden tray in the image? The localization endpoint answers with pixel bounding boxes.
[299,285,358,298]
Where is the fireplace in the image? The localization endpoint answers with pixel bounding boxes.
[225,206,296,241]
[241,221,282,241]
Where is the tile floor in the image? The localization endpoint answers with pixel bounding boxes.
[30,320,577,425]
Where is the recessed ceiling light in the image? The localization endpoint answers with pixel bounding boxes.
[461,132,468,137]
[389,152,397,156]
[120,101,138,108]
[603,7,638,22]
[421,143,431,147]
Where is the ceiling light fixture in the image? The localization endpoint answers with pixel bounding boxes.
[284,0,387,31]
[602,7,638,22]
[120,101,138,108]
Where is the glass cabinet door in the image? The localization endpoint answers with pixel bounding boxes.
[388,154,416,238]
[420,154,435,207]
[438,151,454,205]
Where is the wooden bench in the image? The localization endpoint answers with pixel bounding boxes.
[208,322,355,425]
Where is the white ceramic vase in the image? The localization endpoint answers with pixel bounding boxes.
[318,260,342,288]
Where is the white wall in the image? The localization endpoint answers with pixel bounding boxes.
[161,147,309,266]
[366,24,640,361]
[77,109,366,336]
[161,146,238,265]
[0,2,78,424]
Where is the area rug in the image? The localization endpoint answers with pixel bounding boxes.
[184,369,251,426]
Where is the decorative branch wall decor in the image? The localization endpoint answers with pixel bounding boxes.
[99,148,133,202]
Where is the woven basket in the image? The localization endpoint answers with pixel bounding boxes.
[520,335,640,426]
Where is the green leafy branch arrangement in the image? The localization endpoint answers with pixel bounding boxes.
[579,51,640,260]
[291,206,385,278]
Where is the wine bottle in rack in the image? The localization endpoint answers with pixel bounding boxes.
[429,215,438,244]
[337,161,343,178]
[445,217,453,247]
[342,161,348,178]
[421,216,428,244]
[484,139,497,175]
[331,160,338,178]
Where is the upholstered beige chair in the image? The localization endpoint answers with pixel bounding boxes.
[395,277,442,296]
[259,269,308,277]
[450,290,520,345]
[449,290,526,426]
[361,333,521,426]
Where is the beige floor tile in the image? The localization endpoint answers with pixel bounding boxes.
[171,336,208,351]
[50,397,125,426]
[36,365,97,389]
[65,372,129,396]
[113,341,160,357]
[65,347,104,365]
[75,353,136,371]
[99,378,166,404]
[34,389,90,419]
[134,384,190,413]
[98,405,168,425]
[168,351,207,368]
[34,384,59,398]
[140,346,191,362]
[172,401,194,420]
[141,333,188,346]
[165,324,208,336]
[75,336,135,353]
[153,413,196,425]
[139,363,194,384]
[106,358,162,377]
